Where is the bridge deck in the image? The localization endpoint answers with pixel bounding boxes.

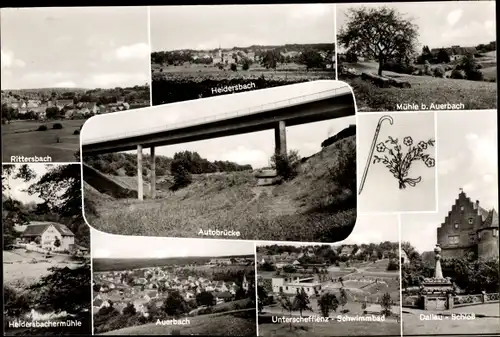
[81,80,353,146]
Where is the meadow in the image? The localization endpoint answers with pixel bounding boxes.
[101,309,256,336]
[151,63,336,105]
[3,249,79,286]
[84,136,357,242]
[1,119,84,162]
[340,61,497,112]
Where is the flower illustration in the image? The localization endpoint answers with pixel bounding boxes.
[417,141,428,150]
[373,136,435,189]
[425,158,435,168]
[403,136,413,147]
[376,142,386,152]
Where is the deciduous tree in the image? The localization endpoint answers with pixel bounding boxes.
[338,6,419,75]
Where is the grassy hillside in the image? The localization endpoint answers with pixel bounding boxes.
[101,310,256,336]
[340,61,496,111]
[85,136,356,242]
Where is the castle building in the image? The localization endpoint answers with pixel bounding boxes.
[437,189,499,259]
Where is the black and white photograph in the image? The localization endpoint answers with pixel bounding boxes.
[150,4,336,106]
[1,7,151,163]
[256,213,401,337]
[2,163,91,336]
[336,1,497,112]
[91,231,256,336]
[357,112,437,213]
[81,81,357,243]
[400,108,499,336]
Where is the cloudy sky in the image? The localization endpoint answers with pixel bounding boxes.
[357,112,437,213]
[337,1,496,53]
[2,164,48,203]
[82,81,355,169]
[259,213,400,247]
[401,109,497,253]
[91,228,255,259]
[150,4,335,51]
[1,7,150,90]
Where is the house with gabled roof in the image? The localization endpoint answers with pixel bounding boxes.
[21,222,75,251]
[437,189,499,259]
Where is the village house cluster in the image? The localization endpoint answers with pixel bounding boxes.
[258,245,401,298]
[93,257,253,317]
[160,46,335,69]
[2,96,149,120]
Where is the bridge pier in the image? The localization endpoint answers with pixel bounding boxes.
[274,120,287,157]
[150,146,156,199]
[137,145,143,200]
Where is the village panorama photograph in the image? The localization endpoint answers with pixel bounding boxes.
[3,163,91,336]
[149,4,336,106]
[1,7,151,163]
[91,232,256,336]
[400,108,499,336]
[337,1,497,112]
[81,81,357,243]
[256,213,402,337]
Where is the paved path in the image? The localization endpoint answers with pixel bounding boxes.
[403,304,500,335]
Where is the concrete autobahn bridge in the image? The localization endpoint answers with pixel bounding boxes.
[81,81,355,200]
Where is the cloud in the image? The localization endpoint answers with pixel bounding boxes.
[54,81,76,88]
[93,248,110,258]
[289,4,333,20]
[20,71,74,86]
[465,131,497,176]
[216,146,269,168]
[83,72,149,89]
[438,156,461,176]
[446,9,463,26]
[1,49,26,69]
[114,43,150,61]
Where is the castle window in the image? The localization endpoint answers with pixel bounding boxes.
[454,222,460,229]
[460,206,464,212]
[494,229,498,237]
[468,218,474,225]
[448,235,460,245]
[469,233,476,242]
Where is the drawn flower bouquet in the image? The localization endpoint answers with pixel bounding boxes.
[373,135,435,189]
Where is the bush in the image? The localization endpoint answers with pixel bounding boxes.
[230,63,237,71]
[433,66,445,78]
[73,129,80,135]
[450,69,465,79]
[382,61,417,75]
[53,123,63,129]
[37,125,48,131]
[466,69,484,81]
[242,62,250,71]
[387,259,399,271]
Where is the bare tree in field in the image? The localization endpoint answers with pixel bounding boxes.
[338,6,419,76]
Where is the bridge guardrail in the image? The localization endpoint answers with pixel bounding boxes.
[83,85,352,145]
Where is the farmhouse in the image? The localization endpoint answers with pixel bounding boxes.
[437,189,499,259]
[400,250,409,264]
[21,222,75,251]
[209,258,232,265]
[430,45,477,61]
[340,245,355,257]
